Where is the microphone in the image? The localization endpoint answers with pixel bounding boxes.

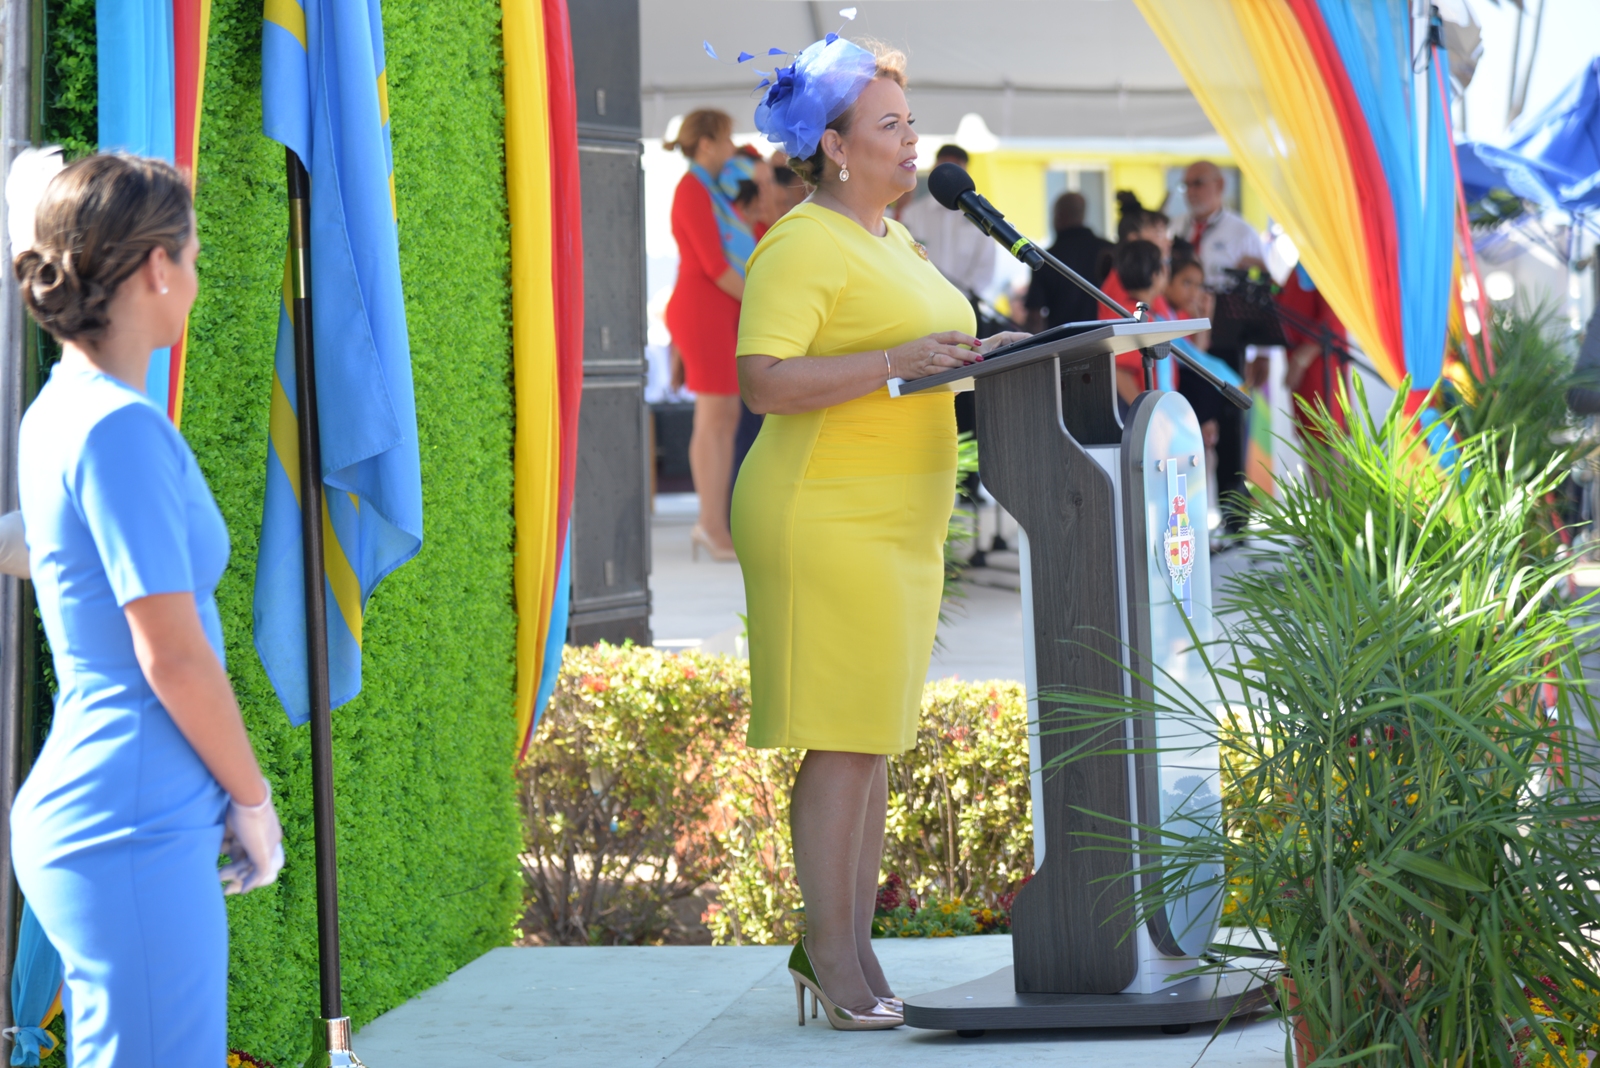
[928,163,1044,271]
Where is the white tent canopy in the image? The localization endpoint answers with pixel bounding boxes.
[640,0,1216,142]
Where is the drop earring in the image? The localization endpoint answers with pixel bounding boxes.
[839,164,850,182]
[159,286,169,294]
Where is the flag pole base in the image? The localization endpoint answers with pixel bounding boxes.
[305,1017,366,1068]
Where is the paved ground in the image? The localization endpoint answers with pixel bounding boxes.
[355,936,1289,1067]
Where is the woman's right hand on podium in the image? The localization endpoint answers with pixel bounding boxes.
[888,331,984,380]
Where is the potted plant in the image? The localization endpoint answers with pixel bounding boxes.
[1059,384,1600,1066]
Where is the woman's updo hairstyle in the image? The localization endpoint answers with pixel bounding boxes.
[788,42,907,188]
[664,108,733,158]
[14,154,192,343]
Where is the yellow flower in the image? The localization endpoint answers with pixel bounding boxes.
[228,1055,242,1068]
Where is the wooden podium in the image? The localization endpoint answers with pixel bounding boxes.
[889,321,1268,1032]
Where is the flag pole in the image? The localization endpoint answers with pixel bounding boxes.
[286,147,362,1068]
[0,0,36,1031]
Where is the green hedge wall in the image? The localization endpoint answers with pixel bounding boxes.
[42,2,522,1062]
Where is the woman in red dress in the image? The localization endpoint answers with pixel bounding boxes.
[665,109,748,561]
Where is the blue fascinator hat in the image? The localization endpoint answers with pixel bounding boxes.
[753,36,877,160]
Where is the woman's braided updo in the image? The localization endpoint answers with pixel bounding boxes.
[13,154,192,343]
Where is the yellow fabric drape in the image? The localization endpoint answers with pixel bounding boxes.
[1133,0,1403,385]
[504,0,562,747]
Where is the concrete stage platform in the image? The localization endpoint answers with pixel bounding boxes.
[355,936,1288,1066]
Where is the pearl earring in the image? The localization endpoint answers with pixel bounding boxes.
[159,286,169,294]
[839,165,850,182]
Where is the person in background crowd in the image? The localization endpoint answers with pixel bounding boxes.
[1097,190,1169,301]
[769,158,809,218]
[1024,191,1111,330]
[1167,246,1223,474]
[1136,206,1171,260]
[1114,190,1150,244]
[664,108,750,562]
[1166,238,1212,351]
[1171,159,1266,538]
[897,143,996,300]
[1095,193,1168,313]
[1169,160,1265,288]
[11,153,282,1068]
[725,144,777,239]
[1276,264,1349,444]
[1098,239,1173,407]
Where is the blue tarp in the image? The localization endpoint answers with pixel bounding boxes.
[1462,57,1600,215]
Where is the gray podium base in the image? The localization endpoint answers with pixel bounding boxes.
[902,965,1270,1033]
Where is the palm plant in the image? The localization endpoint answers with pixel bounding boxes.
[1444,300,1588,486]
[1055,380,1600,1065]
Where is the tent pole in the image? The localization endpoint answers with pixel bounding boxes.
[286,148,361,1067]
[0,0,36,1031]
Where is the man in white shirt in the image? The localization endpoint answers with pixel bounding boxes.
[1169,160,1266,289]
[1170,159,1267,539]
[897,144,996,299]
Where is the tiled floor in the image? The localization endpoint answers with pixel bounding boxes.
[355,936,1288,1067]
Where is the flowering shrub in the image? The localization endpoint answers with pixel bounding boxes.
[1507,979,1600,1068]
[870,873,1014,937]
[518,644,747,945]
[701,737,804,946]
[883,679,1033,906]
[227,1053,276,1068]
[520,646,1035,945]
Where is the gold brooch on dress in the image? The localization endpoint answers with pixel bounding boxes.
[912,240,930,261]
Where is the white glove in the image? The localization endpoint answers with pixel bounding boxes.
[0,511,29,578]
[219,779,285,895]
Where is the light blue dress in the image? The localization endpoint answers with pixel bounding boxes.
[12,362,232,1067]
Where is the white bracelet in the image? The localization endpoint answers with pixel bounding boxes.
[883,349,892,376]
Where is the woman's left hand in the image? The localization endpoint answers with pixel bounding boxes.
[979,331,1032,355]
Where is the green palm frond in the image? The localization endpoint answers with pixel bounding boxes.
[1046,378,1600,1066]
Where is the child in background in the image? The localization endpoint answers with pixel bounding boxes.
[1098,239,1172,406]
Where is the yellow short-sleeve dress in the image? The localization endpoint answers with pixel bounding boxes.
[731,202,977,754]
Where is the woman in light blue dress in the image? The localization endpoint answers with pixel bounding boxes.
[10,154,284,1067]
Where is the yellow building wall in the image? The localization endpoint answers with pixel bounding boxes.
[954,147,1263,244]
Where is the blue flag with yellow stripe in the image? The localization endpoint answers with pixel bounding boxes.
[255,0,422,725]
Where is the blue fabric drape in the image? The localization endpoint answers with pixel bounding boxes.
[688,161,755,277]
[1314,1,1455,391]
[95,0,176,412]
[7,903,63,1066]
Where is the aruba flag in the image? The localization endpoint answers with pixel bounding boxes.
[254,0,423,725]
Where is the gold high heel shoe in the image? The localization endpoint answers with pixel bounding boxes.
[877,996,904,1013]
[788,940,903,1031]
[690,525,738,563]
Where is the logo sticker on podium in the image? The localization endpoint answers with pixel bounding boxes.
[1161,466,1195,618]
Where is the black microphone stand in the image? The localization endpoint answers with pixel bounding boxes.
[1267,297,1384,429]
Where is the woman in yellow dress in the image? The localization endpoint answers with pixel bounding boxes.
[734,37,1026,1030]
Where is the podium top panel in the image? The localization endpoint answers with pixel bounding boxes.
[889,318,1208,398]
